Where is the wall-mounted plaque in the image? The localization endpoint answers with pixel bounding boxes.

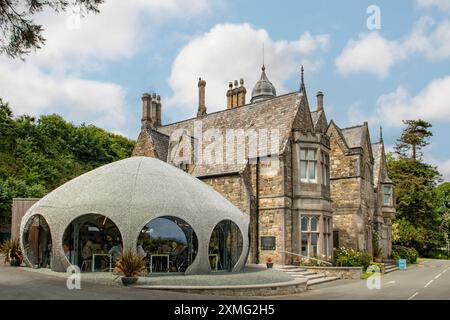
[260,236,276,250]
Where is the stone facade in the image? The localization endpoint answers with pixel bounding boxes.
[132,67,394,265]
[327,122,395,258]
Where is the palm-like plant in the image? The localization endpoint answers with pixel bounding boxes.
[113,249,148,278]
[0,239,23,266]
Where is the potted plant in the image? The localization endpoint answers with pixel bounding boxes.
[293,255,301,266]
[0,239,23,267]
[266,256,274,268]
[113,249,148,286]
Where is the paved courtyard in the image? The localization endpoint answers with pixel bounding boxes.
[0,258,448,300]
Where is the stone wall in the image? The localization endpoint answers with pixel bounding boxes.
[304,266,362,279]
[201,175,250,215]
[132,131,157,157]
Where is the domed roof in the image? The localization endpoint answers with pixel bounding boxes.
[20,156,249,273]
[251,65,277,103]
[27,156,244,222]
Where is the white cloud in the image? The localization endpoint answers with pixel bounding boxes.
[336,32,396,79]
[425,155,450,182]
[417,0,450,12]
[336,17,450,78]
[0,0,211,134]
[0,58,128,132]
[31,0,212,70]
[375,76,450,126]
[166,23,329,120]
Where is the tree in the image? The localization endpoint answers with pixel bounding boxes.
[387,154,442,226]
[0,0,103,59]
[387,119,449,256]
[394,119,432,160]
[0,98,134,229]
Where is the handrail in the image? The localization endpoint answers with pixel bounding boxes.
[280,250,332,266]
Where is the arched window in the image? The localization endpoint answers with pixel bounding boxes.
[22,215,52,268]
[62,214,122,272]
[209,220,243,271]
[300,215,320,257]
[137,216,198,273]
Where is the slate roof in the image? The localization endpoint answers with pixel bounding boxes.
[310,110,319,127]
[341,125,365,148]
[156,91,304,177]
[372,142,393,185]
[147,129,169,161]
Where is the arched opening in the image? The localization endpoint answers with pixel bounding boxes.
[62,214,122,272]
[209,220,243,272]
[22,215,52,268]
[137,216,198,273]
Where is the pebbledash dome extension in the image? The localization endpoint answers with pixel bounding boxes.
[19,157,249,274]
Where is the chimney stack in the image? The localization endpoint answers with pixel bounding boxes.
[141,93,152,129]
[226,78,246,109]
[316,91,324,112]
[226,82,233,108]
[237,78,246,107]
[155,94,162,127]
[197,77,207,118]
[141,92,162,129]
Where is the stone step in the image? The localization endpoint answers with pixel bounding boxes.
[384,266,398,274]
[307,276,340,286]
[285,273,314,278]
[304,273,326,280]
[283,270,312,275]
[277,266,306,271]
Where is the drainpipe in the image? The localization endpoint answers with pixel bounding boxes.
[255,157,260,264]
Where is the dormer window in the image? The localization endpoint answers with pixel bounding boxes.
[383,185,392,206]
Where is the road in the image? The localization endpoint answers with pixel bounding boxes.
[279,259,450,300]
[0,258,448,300]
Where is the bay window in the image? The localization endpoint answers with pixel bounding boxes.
[383,185,392,206]
[301,215,319,257]
[300,148,317,183]
[321,151,329,186]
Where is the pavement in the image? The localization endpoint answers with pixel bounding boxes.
[0,258,448,300]
[274,259,450,300]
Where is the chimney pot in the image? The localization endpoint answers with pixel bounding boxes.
[316,91,324,111]
[197,77,207,118]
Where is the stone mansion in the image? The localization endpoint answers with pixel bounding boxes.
[132,65,396,265]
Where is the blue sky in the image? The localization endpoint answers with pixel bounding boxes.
[0,0,449,180]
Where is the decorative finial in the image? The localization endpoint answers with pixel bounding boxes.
[380,126,383,142]
[301,65,304,85]
[262,42,265,69]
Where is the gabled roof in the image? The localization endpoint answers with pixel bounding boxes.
[327,120,351,152]
[157,91,310,177]
[149,129,169,161]
[311,110,328,133]
[372,142,393,185]
[341,125,365,148]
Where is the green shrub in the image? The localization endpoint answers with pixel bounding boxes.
[391,245,418,264]
[0,238,23,266]
[423,249,449,260]
[334,247,373,268]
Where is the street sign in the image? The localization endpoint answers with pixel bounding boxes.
[398,259,407,270]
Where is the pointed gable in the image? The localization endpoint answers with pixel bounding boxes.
[292,88,314,132]
[372,142,393,186]
[311,110,328,133]
[132,128,169,161]
[327,120,351,154]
